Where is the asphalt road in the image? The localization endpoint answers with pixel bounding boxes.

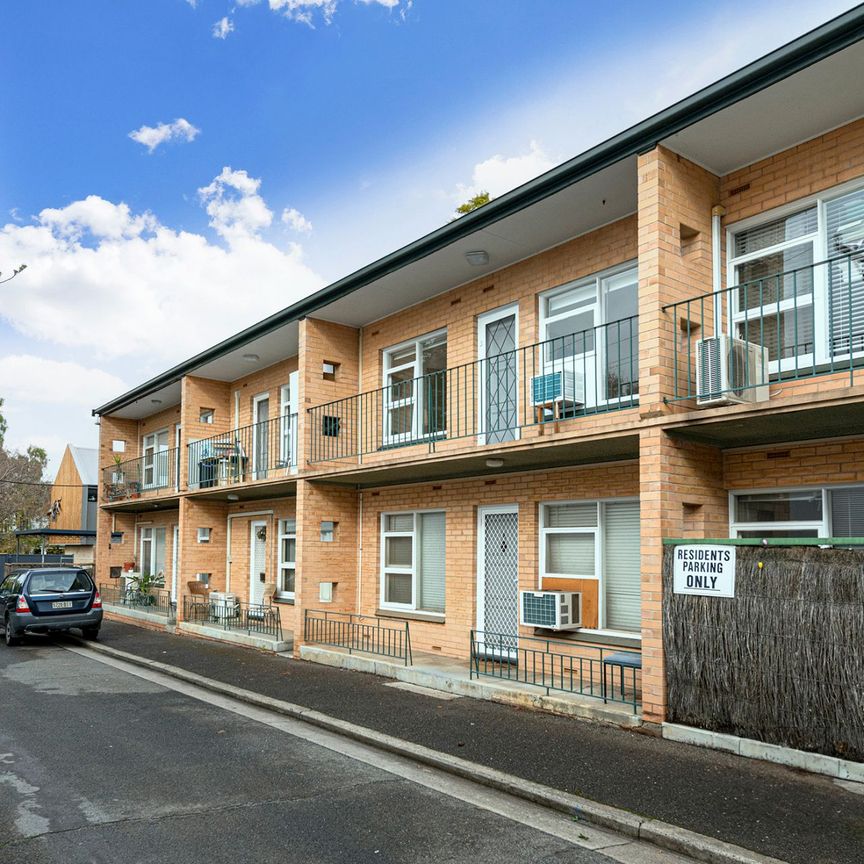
[0,641,692,864]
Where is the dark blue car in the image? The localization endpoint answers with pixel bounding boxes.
[0,568,103,646]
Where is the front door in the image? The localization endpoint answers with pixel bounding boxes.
[249,520,267,606]
[477,505,519,654]
[252,395,270,479]
[142,430,169,488]
[478,306,518,444]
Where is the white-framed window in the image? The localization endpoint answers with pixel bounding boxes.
[279,371,298,469]
[380,510,445,613]
[138,526,166,579]
[277,518,296,599]
[199,409,214,424]
[382,330,447,445]
[728,179,864,373]
[141,429,169,488]
[539,263,638,407]
[539,498,641,634]
[730,485,864,538]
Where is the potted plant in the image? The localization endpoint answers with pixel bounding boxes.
[126,572,163,606]
[111,454,126,484]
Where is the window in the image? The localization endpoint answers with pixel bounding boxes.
[199,409,214,424]
[141,429,169,488]
[380,511,445,613]
[279,372,298,468]
[278,519,296,599]
[383,331,447,445]
[139,526,166,578]
[87,486,98,503]
[112,439,126,453]
[197,527,211,544]
[730,486,864,538]
[539,265,638,406]
[729,181,864,372]
[539,499,641,633]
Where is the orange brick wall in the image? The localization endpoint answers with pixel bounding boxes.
[352,462,639,659]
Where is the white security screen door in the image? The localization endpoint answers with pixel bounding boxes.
[249,521,267,605]
[171,525,179,603]
[252,395,269,479]
[142,430,169,489]
[477,506,519,652]
[478,307,518,444]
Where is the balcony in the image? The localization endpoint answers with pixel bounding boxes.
[663,252,864,445]
[307,318,639,466]
[102,448,179,503]
[187,413,298,491]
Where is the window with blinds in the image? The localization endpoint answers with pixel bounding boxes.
[830,487,864,537]
[825,187,864,358]
[540,499,640,633]
[381,511,445,613]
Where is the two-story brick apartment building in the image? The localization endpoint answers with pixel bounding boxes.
[93,8,864,733]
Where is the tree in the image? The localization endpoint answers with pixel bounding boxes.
[0,398,51,553]
[452,191,491,220]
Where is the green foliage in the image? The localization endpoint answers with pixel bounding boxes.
[452,190,491,220]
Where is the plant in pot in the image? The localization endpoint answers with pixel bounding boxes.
[111,454,126,484]
[126,571,163,606]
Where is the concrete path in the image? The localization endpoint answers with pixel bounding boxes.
[38,622,864,862]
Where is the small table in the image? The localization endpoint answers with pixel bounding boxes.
[602,651,642,704]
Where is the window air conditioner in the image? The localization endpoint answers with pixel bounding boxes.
[696,336,768,407]
[519,591,582,631]
[531,370,585,407]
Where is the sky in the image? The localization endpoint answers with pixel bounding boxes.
[0,0,859,477]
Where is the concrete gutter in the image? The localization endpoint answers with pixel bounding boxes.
[71,638,787,864]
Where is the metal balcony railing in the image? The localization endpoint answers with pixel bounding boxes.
[187,414,298,490]
[307,318,638,463]
[102,448,179,502]
[664,252,864,403]
[470,630,641,711]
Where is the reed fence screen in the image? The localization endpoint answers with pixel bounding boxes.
[663,544,863,762]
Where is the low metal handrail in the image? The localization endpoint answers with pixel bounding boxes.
[470,630,640,711]
[307,317,638,463]
[102,448,179,501]
[663,252,864,402]
[187,413,298,489]
[182,595,283,640]
[303,609,412,666]
[99,582,175,621]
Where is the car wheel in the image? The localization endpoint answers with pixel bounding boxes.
[4,617,21,647]
[81,627,100,641]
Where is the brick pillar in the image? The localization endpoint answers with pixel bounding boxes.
[640,427,727,725]
[177,496,229,622]
[293,478,359,657]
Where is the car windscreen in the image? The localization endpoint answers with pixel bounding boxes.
[27,571,93,594]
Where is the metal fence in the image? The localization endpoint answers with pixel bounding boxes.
[182,595,283,640]
[99,581,176,622]
[304,609,413,665]
[187,414,298,489]
[663,252,864,402]
[103,449,179,501]
[470,630,641,711]
[308,318,638,463]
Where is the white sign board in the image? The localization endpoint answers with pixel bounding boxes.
[673,545,736,597]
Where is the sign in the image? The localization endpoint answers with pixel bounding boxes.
[673,545,736,597]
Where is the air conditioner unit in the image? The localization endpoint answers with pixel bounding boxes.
[519,590,582,631]
[531,370,585,407]
[696,336,768,406]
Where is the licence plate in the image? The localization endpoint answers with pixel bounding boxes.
[52,601,73,609]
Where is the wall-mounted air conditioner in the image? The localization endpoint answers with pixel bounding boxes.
[696,336,768,406]
[519,590,582,631]
[531,370,585,407]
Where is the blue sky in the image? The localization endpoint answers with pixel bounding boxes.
[0,0,858,472]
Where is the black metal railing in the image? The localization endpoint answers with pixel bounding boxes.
[182,595,283,640]
[187,414,298,489]
[307,318,638,463]
[664,252,864,403]
[102,449,179,502]
[470,630,641,711]
[304,609,413,665]
[99,582,176,622]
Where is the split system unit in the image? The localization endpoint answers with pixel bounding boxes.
[695,336,768,407]
[519,590,582,631]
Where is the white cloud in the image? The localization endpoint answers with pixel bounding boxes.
[454,140,556,205]
[265,0,408,26]
[0,168,325,366]
[212,16,235,39]
[128,118,200,153]
[0,356,126,408]
[281,207,313,234]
